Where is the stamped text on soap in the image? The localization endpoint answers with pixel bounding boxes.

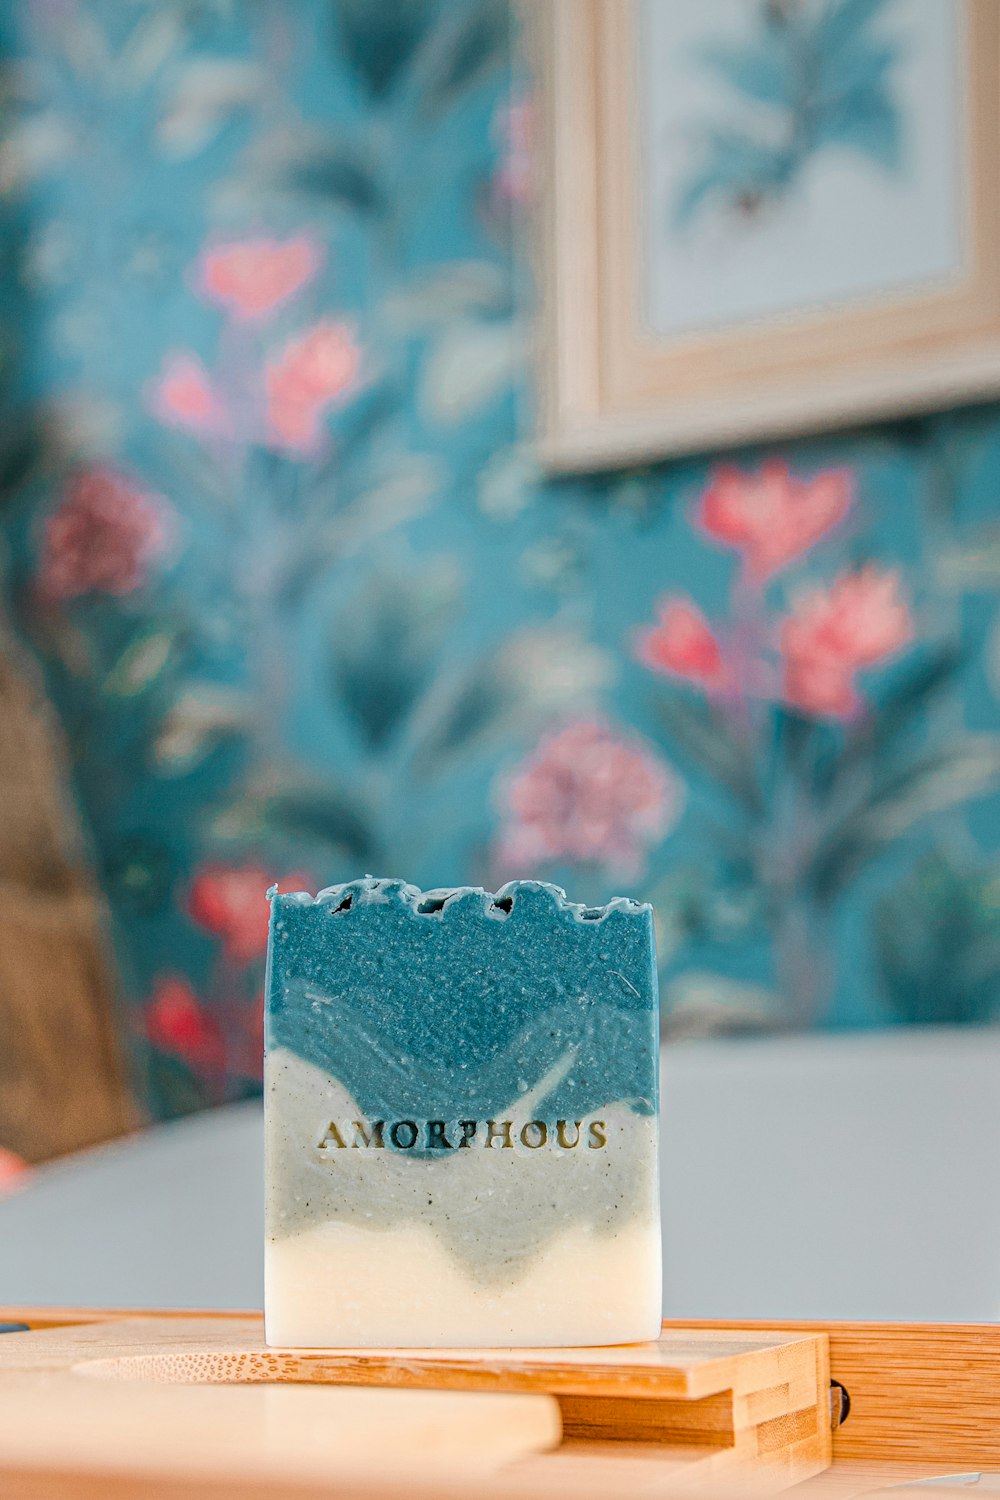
[316,1119,608,1152]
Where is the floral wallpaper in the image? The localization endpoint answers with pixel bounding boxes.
[3,0,1000,1123]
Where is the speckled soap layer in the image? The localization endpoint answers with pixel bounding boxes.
[263,877,662,1348]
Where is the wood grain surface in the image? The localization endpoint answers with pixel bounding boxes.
[5,1311,1000,1498]
[0,1311,832,1496]
[674,1318,1000,1469]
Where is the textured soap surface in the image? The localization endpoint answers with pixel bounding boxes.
[264,877,661,1348]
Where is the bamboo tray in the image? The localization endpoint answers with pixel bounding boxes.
[1,1309,998,1498]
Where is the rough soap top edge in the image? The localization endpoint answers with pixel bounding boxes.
[266,875,650,924]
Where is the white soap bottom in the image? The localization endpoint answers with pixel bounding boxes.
[265,1215,662,1348]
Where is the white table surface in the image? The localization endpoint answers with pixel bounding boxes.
[1,1028,998,1322]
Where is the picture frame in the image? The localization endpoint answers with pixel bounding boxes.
[535,0,1000,473]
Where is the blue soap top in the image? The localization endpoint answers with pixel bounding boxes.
[265,876,659,1123]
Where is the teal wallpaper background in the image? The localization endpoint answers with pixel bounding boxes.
[3,0,1000,1119]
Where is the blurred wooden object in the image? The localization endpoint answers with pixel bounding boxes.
[0,631,134,1162]
[0,1312,832,1496]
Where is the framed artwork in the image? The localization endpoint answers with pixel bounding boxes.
[535,0,1000,472]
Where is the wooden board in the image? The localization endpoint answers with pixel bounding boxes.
[0,1311,832,1497]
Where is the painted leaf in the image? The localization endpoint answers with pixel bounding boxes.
[825,647,961,795]
[675,0,902,228]
[427,676,515,773]
[153,686,252,774]
[330,0,435,99]
[818,0,897,60]
[808,738,1000,903]
[275,459,441,609]
[120,7,186,89]
[283,139,383,214]
[419,0,509,118]
[50,4,112,85]
[103,833,174,916]
[816,39,898,101]
[104,629,176,697]
[327,379,405,472]
[158,60,264,158]
[410,624,610,777]
[384,261,511,331]
[874,853,1000,1025]
[500,626,612,712]
[938,524,1000,590]
[0,417,45,505]
[652,695,763,815]
[332,457,443,556]
[477,444,536,520]
[0,115,76,191]
[329,565,459,749]
[816,90,901,170]
[696,41,791,108]
[264,788,374,861]
[772,706,822,786]
[421,317,523,424]
[210,775,374,862]
[673,132,793,227]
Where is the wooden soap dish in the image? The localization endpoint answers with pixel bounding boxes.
[0,1310,833,1497]
[5,1309,1000,1497]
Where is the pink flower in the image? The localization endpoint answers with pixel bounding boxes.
[0,1147,30,1195]
[37,467,171,601]
[780,565,914,719]
[197,235,321,322]
[188,865,308,965]
[265,320,361,452]
[144,976,225,1075]
[697,461,852,582]
[635,596,727,691]
[495,719,682,877]
[149,352,228,436]
[491,95,534,208]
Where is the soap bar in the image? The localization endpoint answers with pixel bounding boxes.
[264,878,661,1348]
